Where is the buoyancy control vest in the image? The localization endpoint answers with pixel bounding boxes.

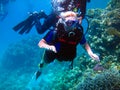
[51,23,84,61]
[55,23,84,46]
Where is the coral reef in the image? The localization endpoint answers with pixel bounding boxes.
[0,0,120,90]
[106,27,120,38]
[76,69,120,90]
[1,35,41,70]
[75,0,120,89]
[86,0,120,60]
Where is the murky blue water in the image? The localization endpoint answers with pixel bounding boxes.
[0,0,111,89]
[0,0,110,58]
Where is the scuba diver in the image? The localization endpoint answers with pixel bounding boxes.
[35,11,100,80]
[12,0,91,34]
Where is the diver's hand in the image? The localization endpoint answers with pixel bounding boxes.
[89,53,100,62]
[44,45,57,53]
[48,45,57,53]
[39,39,57,53]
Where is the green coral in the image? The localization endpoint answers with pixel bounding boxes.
[49,67,83,90]
[86,0,120,58]
[76,69,120,90]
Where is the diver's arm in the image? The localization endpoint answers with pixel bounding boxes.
[38,39,57,53]
[83,42,100,61]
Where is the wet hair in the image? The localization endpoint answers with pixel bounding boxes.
[60,11,77,18]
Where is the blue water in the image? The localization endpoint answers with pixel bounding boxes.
[0,0,51,58]
[0,0,111,89]
[0,0,110,59]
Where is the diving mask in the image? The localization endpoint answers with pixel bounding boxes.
[65,19,79,27]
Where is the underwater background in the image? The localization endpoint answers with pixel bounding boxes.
[0,0,120,90]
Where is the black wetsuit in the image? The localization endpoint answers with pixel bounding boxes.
[42,25,86,64]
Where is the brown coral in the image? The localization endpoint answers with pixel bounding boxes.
[106,27,120,38]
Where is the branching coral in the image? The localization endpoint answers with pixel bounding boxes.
[76,69,120,90]
[86,0,120,58]
[106,27,120,38]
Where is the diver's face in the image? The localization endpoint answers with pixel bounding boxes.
[64,16,78,31]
